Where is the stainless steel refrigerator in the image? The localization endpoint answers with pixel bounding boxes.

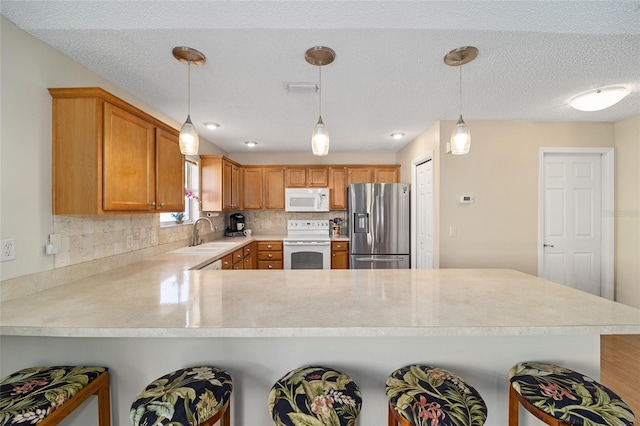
[348,183,410,269]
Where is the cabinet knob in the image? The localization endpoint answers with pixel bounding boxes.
[148,201,156,207]
[333,253,336,257]
[158,202,164,207]
[268,254,272,258]
[337,244,343,248]
[267,245,272,249]
[268,265,273,269]
[223,261,229,266]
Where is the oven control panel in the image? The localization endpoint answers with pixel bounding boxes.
[287,220,330,232]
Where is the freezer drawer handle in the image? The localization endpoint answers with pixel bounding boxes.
[354,257,403,262]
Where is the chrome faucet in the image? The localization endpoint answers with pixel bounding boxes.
[191,217,216,246]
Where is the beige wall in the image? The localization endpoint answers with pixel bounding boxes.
[614,116,640,308]
[0,17,220,281]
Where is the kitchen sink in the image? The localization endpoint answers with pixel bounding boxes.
[168,242,238,255]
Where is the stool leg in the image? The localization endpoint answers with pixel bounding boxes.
[387,403,397,426]
[221,400,231,426]
[508,385,519,426]
[97,372,111,426]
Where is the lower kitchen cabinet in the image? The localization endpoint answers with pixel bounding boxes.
[257,241,283,270]
[220,253,234,270]
[331,241,349,269]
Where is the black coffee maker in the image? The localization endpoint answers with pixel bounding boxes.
[228,213,245,233]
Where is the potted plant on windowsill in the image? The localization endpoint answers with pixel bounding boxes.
[171,212,185,224]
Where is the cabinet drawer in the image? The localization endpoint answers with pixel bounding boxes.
[233,248,244,261]
[331,241,348,251]
[233,261,244,270]
[258,251,283,261]
[244,244,253,257]
[257,241,282,251]
[220,253,233,270]
[258,260,283,270]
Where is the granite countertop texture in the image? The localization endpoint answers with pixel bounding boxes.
[1,237,639,338]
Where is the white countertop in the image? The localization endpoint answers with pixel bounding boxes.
[1,244,638,338]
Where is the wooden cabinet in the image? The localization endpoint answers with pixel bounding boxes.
[263,168,285,209]
[286,166,329,187]
[220,253,233,270]
[347,167,373,184]
[242,167,263,209]
[242,167,284,210]
[243,242,256,269]
[331,241,349,269]
[257,241,283,270]
[201,156,242,211]
[49,87,185,214]
[374,166,400,183]
[328,167,348,210]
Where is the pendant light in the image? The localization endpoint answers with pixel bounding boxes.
[444,46,478,155]
[173,46,206,155]
[305,46,335,156]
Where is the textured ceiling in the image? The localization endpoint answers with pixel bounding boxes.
[2,1,639,153]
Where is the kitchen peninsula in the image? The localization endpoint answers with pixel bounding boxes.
[1,251,639,426]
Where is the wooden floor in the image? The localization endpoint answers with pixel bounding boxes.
[601,334,640,417]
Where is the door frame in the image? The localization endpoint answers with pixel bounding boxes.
[411,151,436,269]
[537,147,615,299]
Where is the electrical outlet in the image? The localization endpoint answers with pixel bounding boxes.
[1,239,16,261]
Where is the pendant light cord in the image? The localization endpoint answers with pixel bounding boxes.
[318,66,323,117]
[187,59,192,116]
[458,60,462,115]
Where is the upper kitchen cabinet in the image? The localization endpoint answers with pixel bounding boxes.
[285,166,329,188]
[328,167,348,210]
[263,167,285,209]
[373,166,399,183]
[49,87,185,214]
[347,167,373,184]
[200,156,242,211]
[242,167,263,209]
[242,166,285,210]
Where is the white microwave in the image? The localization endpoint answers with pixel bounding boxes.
[285,188,330,212]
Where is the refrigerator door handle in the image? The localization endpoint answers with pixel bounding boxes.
[375,195,382,244]
[355,257,403,262]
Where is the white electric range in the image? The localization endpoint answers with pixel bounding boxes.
[283,219,331,269]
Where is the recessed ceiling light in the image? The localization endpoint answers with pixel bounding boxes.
[570,86,630,112]
[244,141,258,148]
[390,132,405,140]
[203,122,220,130]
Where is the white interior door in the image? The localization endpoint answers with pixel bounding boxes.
[541,153,603,295]
[416,159,434,269]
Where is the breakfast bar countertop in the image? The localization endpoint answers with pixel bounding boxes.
[1,253,639,338]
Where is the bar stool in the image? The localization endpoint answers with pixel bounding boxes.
[508,361,635,426]
[0,366,110,426]
[130,366,232,426]
[385,364,488,426]
[268,365,362,426]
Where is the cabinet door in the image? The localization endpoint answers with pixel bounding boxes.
[374,166,399,183]
[285,167,307,187]
[331,241,349,269]
[103,103,156,211]
[347,167,373,185]
[231,162,242,210]
[242,167,263,209]
[329,167,347,210]
[264,167,285,210]
[307,167,329,187]
[155,129,185,212]
[222,160,234,210]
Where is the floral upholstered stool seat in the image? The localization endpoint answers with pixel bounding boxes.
[0,365,110,426]
[385,364,488,426]
[130,366,233,426]
[268,365,362,426]
[508,361,635,426]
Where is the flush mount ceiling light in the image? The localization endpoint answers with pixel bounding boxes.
[203,122,220,130]
[445,46,478,155]
[173,46,206,155]
[305,46,335,156]
[390,132,405,140]
[570,86,630,112]
[244,141,258,148]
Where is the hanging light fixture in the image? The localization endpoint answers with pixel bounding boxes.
[173,46,206,155]
[444,46,478,155]
[305,46,335,156]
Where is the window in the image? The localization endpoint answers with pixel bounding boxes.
[160,160,199,224]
